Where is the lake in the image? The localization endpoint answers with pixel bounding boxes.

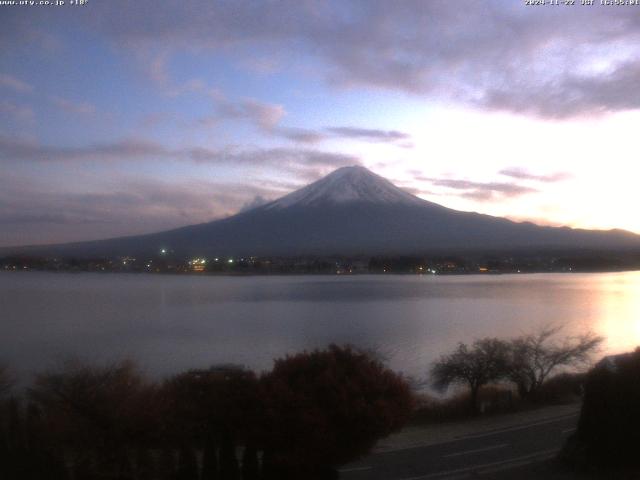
[1,271,639,384]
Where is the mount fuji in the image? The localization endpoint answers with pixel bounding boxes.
[5,166,640,258]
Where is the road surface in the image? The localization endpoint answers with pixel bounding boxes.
[340,410,579,479]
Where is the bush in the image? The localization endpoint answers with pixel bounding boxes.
[562,349,640,469]
[29,360,160,451]
[162,365,261,479]
[1,347,414,480]
[411,385,515,424]
[27,360,161,479]
[261,344,414,478]
[531,372,585,404]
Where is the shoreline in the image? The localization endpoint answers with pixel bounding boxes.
[3,267,640,277]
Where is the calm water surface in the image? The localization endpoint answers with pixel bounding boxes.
[1,271,639,382]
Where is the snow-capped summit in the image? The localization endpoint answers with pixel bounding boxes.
[265,165,425,209]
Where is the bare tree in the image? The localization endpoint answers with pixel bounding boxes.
[29,360,160,478]
[506,327,603,399]
[431,338,509,414]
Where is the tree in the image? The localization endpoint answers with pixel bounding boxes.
[261,344,414,479]
[562,348,640,469]
[0,368,67,480]
[29,360,160,478]
[0,365,12,398]
[506,327,602,399]
[431,338,509,414]
[162,365,261,480]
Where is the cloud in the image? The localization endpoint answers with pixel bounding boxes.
[0,212,108,226]
[0,136,172,162]
[217,98,286,131]
[240,55,282,75]
[0,174,288,246]
[325,127,411,143]
[0,136,359,179]
[3,159,387,246]
[0,73,34,93]
[50,95,96,115]
[273,125,412,147]
[479,60,640,119]
[167,78,210,97]
[143,52,219,99]
[421,176,538,201]
[63,0,640,120]
[138,112,174,129]
[499,168,572,183]
[0,101,34,122]
[139,56,287,133]
[0,12,63,54]
[186,146,359,173]
[398,186,436,197]
[239,195,271,212]
[276,127,328,144]
[188,90,286,132]
[458,190,495,202]
[148,52,170,87]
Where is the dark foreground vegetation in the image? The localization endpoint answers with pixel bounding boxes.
[481,347,640,480]
[0,346,414,480]
[0,330,627,480]
[561,347,640,475]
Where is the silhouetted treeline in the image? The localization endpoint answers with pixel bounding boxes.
[0,346,414,480]
[4,248,640,275]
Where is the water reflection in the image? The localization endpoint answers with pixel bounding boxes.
[593,272,640,356]
[1,271,639,383]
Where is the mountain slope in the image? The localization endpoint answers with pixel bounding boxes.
[4,166,640,258]
[264,165,426,209]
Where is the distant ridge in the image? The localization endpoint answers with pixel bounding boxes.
[3,166,640,258]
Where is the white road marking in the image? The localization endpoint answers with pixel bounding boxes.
[561,427,576,434]
[443,443,508,458]
[398,448,558,480]
[453,413,579,442]
[380,412,580,454]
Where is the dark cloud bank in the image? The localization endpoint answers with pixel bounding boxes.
[6,0,637,119]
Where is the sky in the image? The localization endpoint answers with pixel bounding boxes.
[1,0,640,247]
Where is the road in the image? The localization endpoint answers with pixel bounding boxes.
[340,411,579,479]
